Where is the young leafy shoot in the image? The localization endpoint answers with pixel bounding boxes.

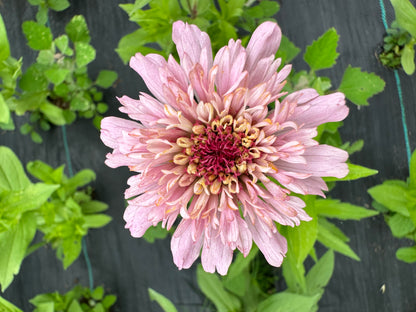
[304,28,339,71]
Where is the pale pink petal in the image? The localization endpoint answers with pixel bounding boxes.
[100,117,141,149]
[201,231,233,275]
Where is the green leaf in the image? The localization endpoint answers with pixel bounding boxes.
[148,288,178,312]
[196,265,241,312]
[19,64,49,92]
[67,299,83,312]
[55,35,73,56]
[22,21,53,50]
[37,50,55,65]
[401,44,415,75]
[80,201,108,214]
[386,213,415,238]
[306,250,335,294]
[116,28,155,64]
[47,0,70,11]
[410,150,416,189]
[66,169,96,191]
[60,236,82,269]
[40,102,67,125]
[70,94,90,111]
[338,66,386,106]
[91,286,104,300]
[276,35,300,65]
[325,163,378,182]
[31,132,43,144]
[83,214,112,229]
[45,67,70,85]
[143,224,168,243]
[74,42,96,67]
[0,13,10,62]
[36,6,48,25]
[101,295,117,308]
[96,103,108,114]
[390,0,416,38]
[368,182,410,216]
[317,218,360,260]
[0,296,23,312]
[396,246,416,263]
[0,212,37,291]
[95,70,118,88]
[304,28,339,71]
[0,93,10,124]
[0,146,30,192]
[65,15,90,43]
[315,199,378,220]
[257,292,321,312]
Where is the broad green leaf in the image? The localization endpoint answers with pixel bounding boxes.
[143,224,169,243]
[0,13,10,62]
[95,70,118,88]
[27,160,65,184]
[368,183,410,216]
[116,28,159,64]
[148,288,178,312]
[80,201,108,214]
[306,250,335,294]
[37,50,55,65]
[1,183,58,216]
[325,163,378,182]
[401,44,415,75]
[36,6,48,25]
[315,199,378,220]
[19,64,49,92]
[65,15,90,43]
[317,218,359,260]
[22,21,53,50]
[83,214,112,229]
[276,35,300,65]
[70,94,90,111]
[40,102,67,125]
[91,286,104,300]
[338,66,386,105]
[390,0,416,38]
[197,265,241,312]
[386,213,415,238]
[60,236,82,269]
[66,169,96,191]
[0,296,23,312]
[0,93,10,124]
[67,299,83,312]
[0,146,30,191]
[257,291,321,312]
[410,150,416,189]
[55,35,73,56]
[45,67,70,85]
[304,28,339,71]
[101,295,117,308]
[0,212,37,291]
[396,246,416,263]
[47,0,70,11]
[74,42,96,67]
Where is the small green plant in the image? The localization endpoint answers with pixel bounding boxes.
[30,285,117,312]
[369,150,416,263]
[0,146,111,294]
[379,0,416,74]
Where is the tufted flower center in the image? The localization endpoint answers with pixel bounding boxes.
[174,114,262,195]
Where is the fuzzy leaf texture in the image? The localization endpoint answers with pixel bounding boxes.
[148,288,178,312]
[390,0,416,38]
[304,28,339,71]
[338,66,386,105]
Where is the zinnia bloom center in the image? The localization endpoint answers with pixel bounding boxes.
[174,114,261,195]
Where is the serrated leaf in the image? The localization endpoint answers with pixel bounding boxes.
[47,0,70,11]
[0,13,10,62]
[22,21,53,50]
[0,212,37,291]
[386,213,415,238]
[0,296,23,312]
[368,183,410,216]
[257,291,321,312]
[74,42,96,67]
[325,163,378,182]
[396,246,416,263]
[65,15,90,43]
[197,265,241,312]
[306,250,335,294]
[304,28,339,71]
[339,66,385,105]
[95,70,117,88]
[148,288,178,312]
[401,44,415,75]
[315,199,378,220]
[45,67,70,85]
[0,146,30,192]
[390,0,416,38]
[317,218,359,260]
[276,35,300,65]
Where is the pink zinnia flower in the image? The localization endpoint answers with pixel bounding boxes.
[101,21,349,275]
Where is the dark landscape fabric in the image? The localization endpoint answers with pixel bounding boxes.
[1,0,416,311]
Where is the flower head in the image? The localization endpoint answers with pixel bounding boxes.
[101,21,349,275]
